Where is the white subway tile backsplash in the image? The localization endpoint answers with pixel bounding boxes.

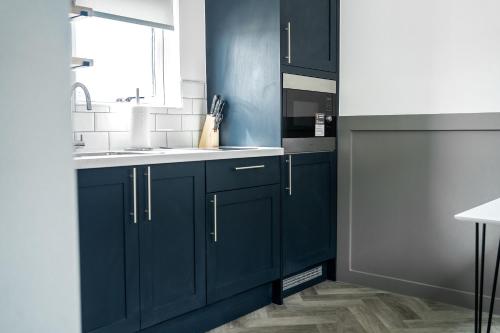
[72,112,94,132]
[156,114,182,131]
[111,132,169,150]
[167,131,193,148]
[182,81,205,99]
[74,132,109,152]
[149,106,169,114]
[168,98,193,115]
[109,132,131,150]
[192,99,208,115]
[151,132,168,148]
[182,115,205,131]
[72,81,206,151]
[95,112,130,132]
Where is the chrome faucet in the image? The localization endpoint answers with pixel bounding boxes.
[71,82,93,111]
[71,82,92,149]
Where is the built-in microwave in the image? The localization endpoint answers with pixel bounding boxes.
[282,74,337,153]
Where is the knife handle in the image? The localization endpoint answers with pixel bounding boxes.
[209,95,219,115]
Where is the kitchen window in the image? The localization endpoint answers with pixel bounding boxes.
[71,4,181,107]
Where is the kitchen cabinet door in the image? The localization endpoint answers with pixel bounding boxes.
[206,185,280,304]
[78,167,140,333]
[281,0,337,73]
[139,162,206,328]
[282,152,336,276]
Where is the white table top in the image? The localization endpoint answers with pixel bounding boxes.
[455,198,500,225]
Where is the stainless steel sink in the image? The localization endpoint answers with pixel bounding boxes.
[218,147,258,151]
[185,147,259,151]
[73,151,148,158]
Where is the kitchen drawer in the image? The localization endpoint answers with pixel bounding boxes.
[206,157,280,193]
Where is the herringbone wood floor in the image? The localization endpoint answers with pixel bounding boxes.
[209,281,499,333]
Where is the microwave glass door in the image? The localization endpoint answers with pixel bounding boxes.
[284,89,335,138]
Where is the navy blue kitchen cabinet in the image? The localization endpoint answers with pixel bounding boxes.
[78,162,206,333]
[139,163,206,328]
[78,167,141,333]
[78,157,287,332]
[206,0,339,147]
[282,152,337,277]
[206,185,281,304]
[281,0,338,73]
[206,157,281,193]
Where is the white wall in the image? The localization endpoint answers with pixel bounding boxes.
[339,0,500,116]
[0,1,81,332]
[179,0,206,82]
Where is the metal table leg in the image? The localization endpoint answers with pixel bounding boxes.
[476,223,487,333]
[480,224,486,333]
[476,223,480,333]
[487,239,500,333]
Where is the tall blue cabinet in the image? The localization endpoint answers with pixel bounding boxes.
[206,0,339,148]
[206,0,339,300]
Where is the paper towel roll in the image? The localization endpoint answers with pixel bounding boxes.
[130,106,151,149]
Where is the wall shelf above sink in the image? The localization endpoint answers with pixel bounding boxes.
[71,57,93,70]
[69,4,93,21]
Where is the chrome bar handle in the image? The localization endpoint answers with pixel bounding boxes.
[234,165,265,171]
[211,195,218,242]
[285,155,292,196]
[285,22,292,64]
[131,168,137,224]
[145,166,152,222]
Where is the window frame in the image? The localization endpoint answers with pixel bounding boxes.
[71,13,181,108]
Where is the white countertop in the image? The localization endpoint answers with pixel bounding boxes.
[74,147,284,170]
[455,198,500,225]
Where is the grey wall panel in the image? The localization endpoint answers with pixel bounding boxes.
[338,114,500,311]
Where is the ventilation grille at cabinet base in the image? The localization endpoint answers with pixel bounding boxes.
[283,266,323,291]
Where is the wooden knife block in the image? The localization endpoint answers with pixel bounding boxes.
[198,115,219,148]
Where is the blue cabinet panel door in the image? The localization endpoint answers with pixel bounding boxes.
[281,0,337,73]
[207,185,281,304]
[282,153,337,276]
[78,168,141,333]
[139,162,206,328]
